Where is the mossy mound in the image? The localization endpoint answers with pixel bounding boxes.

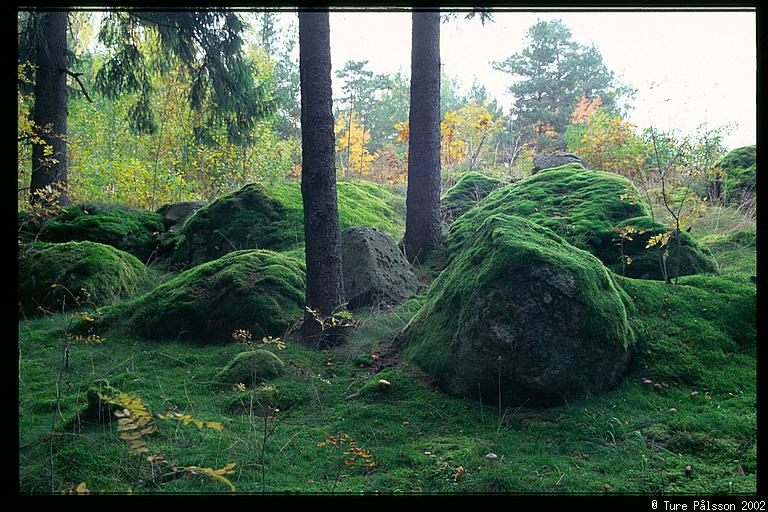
[620,273,755,386]
[402,214,634,406]
[19,203,165,262]
[171,181,404,264]
[441,172,501,221]
[448,163,715,280]
[717,145,756,204]
[216,350,285,387]
[597,216,718,280]
[18,241,149,317]
[93,250,305,343]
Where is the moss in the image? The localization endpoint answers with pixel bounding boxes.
[357,368,419,401]
[18,241,149,317]
[93,250,306,343]
[19,203,165,262]
[347,179,406,218]
[715,146,756,204]
[441,172,501,221]
[699,230,756,275]
[618,273,756,386]
[216,349,285,387]
[172,181,404,264]
[598,216,718,280]
[402,214,634,405]
[448,164,715,280]
[717,145,756,172]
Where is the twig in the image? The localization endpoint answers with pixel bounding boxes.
[62,69,93,103]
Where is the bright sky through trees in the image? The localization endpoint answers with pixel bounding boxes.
[323,9,755,150]
[66,8,758,151]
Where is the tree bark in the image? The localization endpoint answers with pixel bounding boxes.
[298,11,345,329]
[403,11,442,263]
[30,11,69,205]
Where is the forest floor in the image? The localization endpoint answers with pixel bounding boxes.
[18,203,756,495]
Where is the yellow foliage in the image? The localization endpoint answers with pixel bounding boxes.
[335,113,378,177]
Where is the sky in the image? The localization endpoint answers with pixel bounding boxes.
[317,9,756,150]
[81,9,757,151]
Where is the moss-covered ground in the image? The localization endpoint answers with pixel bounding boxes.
[17,178,756,495]
[19,268,756,494]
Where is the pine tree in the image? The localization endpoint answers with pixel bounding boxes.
[493,19,626,151]
[402,10,442,263]
[298,10,346,338]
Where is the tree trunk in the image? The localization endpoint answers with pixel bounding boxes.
[402,11,442,263]
[30,11,69,205]
[298,11,345,333]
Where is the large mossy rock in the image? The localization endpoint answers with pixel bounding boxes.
[18,241,149,317]
[716,145,756,204]
[94,250,305,343]
[402,214,634,406]
[441,172,501,221]
[599,216,718,279]
[216,350,285,387]
[340,227,420,309]
[449,163,717,280]
[19,204,165,262]
[171,181,404,264]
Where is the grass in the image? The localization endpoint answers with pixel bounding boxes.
[649,203,756,276]
[19,275,756,494]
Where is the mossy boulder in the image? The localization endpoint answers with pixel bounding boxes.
[18,241,149,317]
[448,163,716,280]
[441,172,501,221]
[340,226,420,309]
[216,350,285,387]
[402,214,634,406]
[597,216,718,280]
[171,181,404,264]
[93,250,305,343]
[715,145,756,204]
[19,203,165,262]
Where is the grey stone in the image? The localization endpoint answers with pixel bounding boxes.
[341,227,420,309]
[532,151,590,174]
[156,201,208,232]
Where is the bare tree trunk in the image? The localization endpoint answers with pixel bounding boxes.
[298,11,345,335]
[30,11,69,205]
[403,11,442,263]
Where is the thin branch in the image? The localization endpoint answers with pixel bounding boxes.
[62,69,93,102]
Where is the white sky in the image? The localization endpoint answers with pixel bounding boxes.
[313,9,756,150]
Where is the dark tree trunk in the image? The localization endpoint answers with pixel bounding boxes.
[403,11,441,263]
[298,11,345,333]
[30,11,69,205]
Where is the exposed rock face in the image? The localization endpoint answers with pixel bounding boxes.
[156,201,208,232]
[341,227,420,309]
[402,214,634,407]
[532,151,590,174]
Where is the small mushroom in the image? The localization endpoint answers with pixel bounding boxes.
[485,452,498,462]
[377,379,391,390]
